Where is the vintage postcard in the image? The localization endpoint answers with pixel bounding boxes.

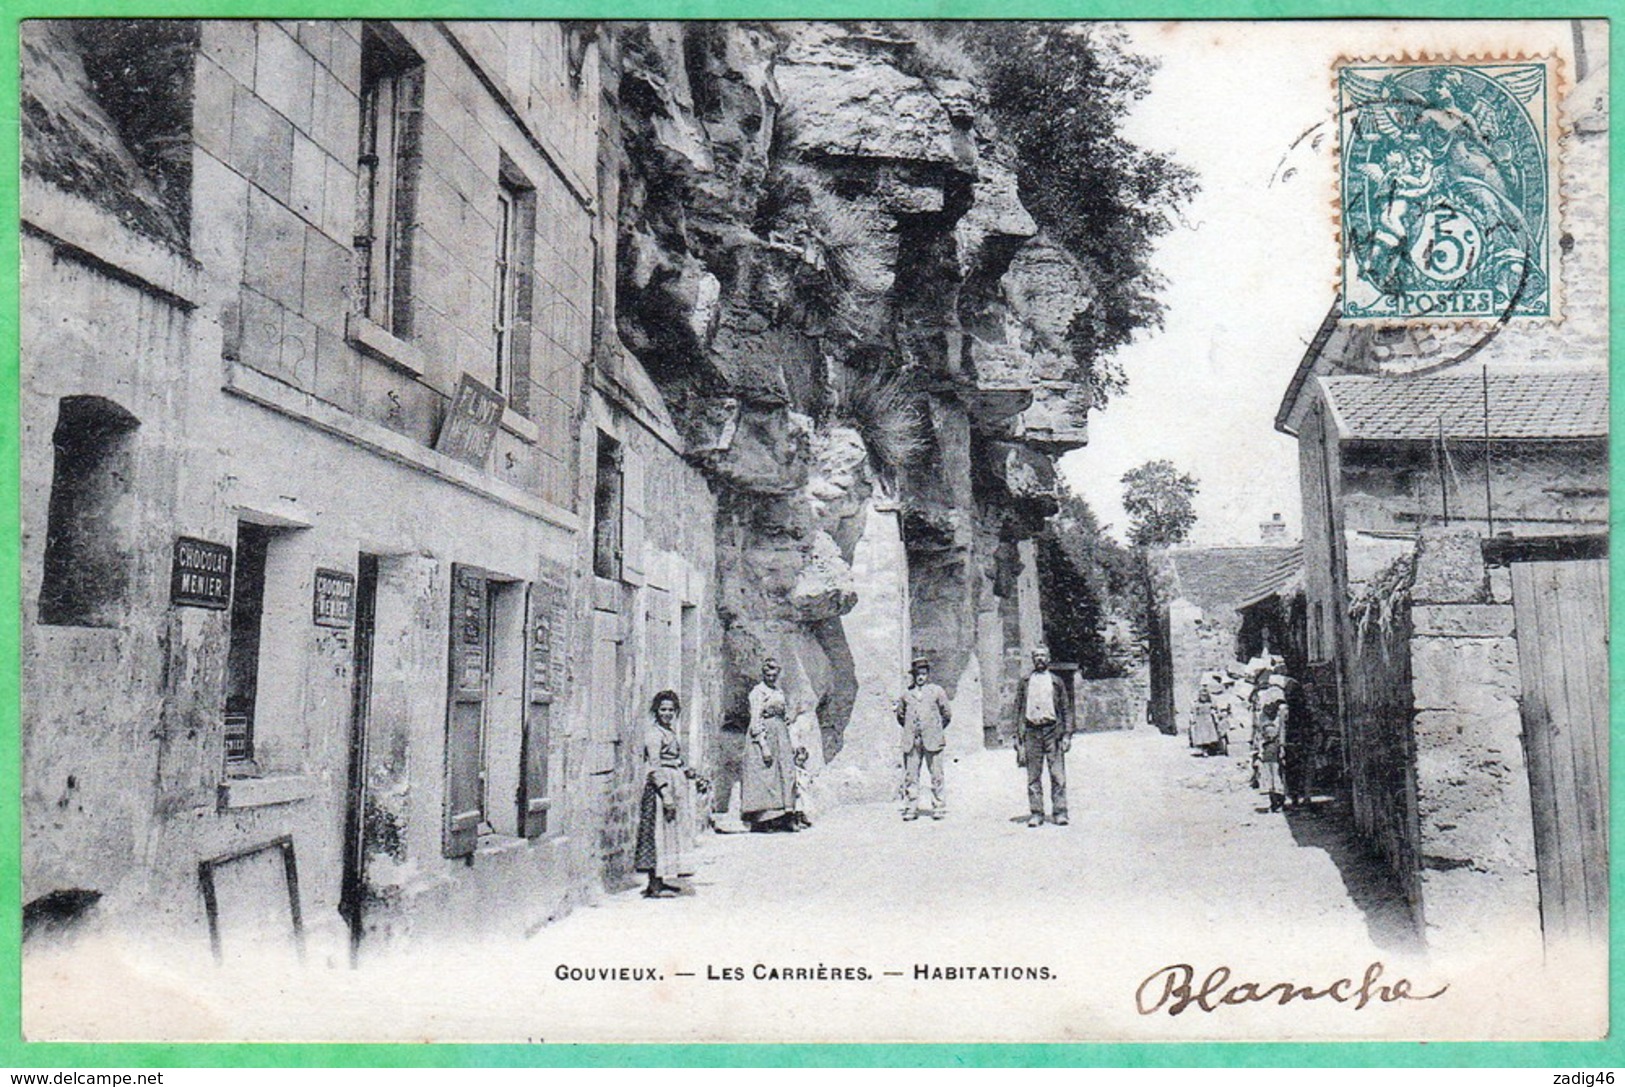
[11,14,1611,1048]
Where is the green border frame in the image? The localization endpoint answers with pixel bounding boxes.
[0,0,1619,1068]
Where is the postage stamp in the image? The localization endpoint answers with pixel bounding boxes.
[1336,58,1560,322]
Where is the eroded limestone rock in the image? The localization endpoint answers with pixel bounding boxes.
[609,21,1094,795]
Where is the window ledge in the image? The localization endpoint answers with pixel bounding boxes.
[346,312,428,377]
[501,405,540,444]
[475,832,530,857]
[223,361,582,533]
[217,774,317,810]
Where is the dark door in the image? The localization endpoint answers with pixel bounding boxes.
[339,554,379,960]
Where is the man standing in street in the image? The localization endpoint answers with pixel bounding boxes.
[895,656,951,821]
[1016,647,1071,827]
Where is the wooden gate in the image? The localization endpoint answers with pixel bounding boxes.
[1511,558,1609,945]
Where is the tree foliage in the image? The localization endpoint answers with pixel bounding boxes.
[953,23,1198,405]
[1035,484,1144,677]
[1121,459,1200,547]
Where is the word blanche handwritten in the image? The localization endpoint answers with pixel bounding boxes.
[1135,962,1447,1015]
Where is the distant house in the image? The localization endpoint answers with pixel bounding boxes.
[1235,544,1306,675]
[1144,544,1292,735]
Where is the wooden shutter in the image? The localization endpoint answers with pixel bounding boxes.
[387,63,424,337]
[444,564,487,859]
[518,580,560,838]
[507,185,536,419]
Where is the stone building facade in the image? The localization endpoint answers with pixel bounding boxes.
[1274,28,1609,952]
[20,19,720,954]
[20,19,1094,954]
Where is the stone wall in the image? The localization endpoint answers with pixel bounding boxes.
[1340,441,1608,548]
[1344,560,1421,924]
[830,502,910,802]
[187,20,597,512]
[1340,527,1543,955]
[1072,677,1140,733]
[1405,529,1540,958]
[20,231,205,927]
[1166,599,1237,715]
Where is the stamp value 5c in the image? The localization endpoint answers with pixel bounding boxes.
[1337,58,1559,322]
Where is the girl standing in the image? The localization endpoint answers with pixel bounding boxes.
[634,690,700,897]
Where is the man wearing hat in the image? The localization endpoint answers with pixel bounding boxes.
[1015,647,1071,827]
[895,656,952,821]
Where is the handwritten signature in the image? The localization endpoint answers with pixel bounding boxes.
[1136,961,1448,1016]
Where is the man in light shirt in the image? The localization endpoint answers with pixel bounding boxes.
[1015,647,1071,828]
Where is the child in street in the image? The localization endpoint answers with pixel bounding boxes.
[1253,700,1286,812]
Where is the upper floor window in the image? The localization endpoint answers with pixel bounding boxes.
[493,157,536,416]
[355,23,423,337]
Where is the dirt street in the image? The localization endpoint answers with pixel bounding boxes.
[555,725,1416,960]
[31,727,1512,1044]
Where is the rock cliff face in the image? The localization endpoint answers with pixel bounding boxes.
[605,22,1094,795]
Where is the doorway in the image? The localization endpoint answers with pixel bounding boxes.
[339,553,379,960]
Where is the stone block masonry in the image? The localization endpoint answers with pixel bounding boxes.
[1406,530,1539,958]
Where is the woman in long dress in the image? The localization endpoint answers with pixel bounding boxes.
[742,658,797,832]
[634,689,698,897]
[1189,684,1223,756]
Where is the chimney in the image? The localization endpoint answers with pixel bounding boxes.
[1260,512,1288,544]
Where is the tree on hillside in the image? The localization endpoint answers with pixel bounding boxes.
[1035,483,1144,677]
[950,23,1199,406]
[1121,459,1199,547]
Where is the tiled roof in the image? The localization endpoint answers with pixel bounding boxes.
[1237,545,1305,611]
[1319,367,1608,442]
[1167,547,1294,614]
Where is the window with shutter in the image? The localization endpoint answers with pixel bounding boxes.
[356,24,423,337]
[519,573,567,838]
[493,158,537,417]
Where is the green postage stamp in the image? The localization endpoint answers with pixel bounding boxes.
[1337,57,1560,321]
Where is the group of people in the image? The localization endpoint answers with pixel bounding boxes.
[634,646,1080,899]
[633,657,809,899]
[1185,658,1315,814]
[1249,663,1313,813]
[895,647,1072,829]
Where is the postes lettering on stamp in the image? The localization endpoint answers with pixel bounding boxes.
[1337,58,1557,322]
